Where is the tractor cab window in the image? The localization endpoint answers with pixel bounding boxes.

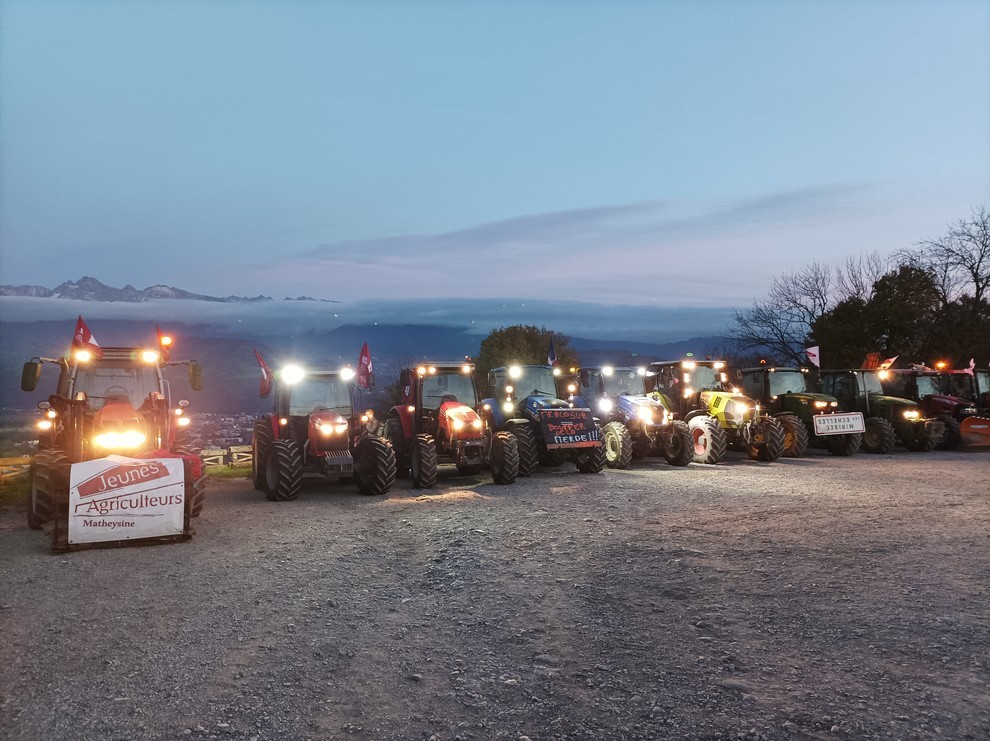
[688,365,723,391]
[975,370,990,396]
[651,366,680,396]
[880,373,910,398]
[941,374,975,400]
[861,372,884,395]
[496,367,557,398]
[768,371,808,396]
[914,375,940,397]
[289,376,352,416]
[71,362,161,411]
[601,369,640,396]
[421,372,477,410]
[823,373,853,398]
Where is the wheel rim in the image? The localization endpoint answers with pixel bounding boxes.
[605,432,620,462]
[692,426,708,456]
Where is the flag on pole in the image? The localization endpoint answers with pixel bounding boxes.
[356,342,373,390]
[879,355,899,370]
[548,336,557,367]
[253,348,273,398]
[805,346,820,368]
[964,357,976,376]
[72,315,103,358]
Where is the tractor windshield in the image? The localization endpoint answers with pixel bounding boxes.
[421,372,477,410]
[289,376,353,416]
[940,373,975,400]
[687,365,724,391]
[601,369,642,396]
[71,361,162,412]
[861,372,884,395]
[976,370,990,396]
[500,367,557,397]
[915,375,940,397]
[768,370,808,396]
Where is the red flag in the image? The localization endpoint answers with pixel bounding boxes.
[356,342,373,390]
[964,357,976,376]
[878,355,899,370]
[254,348,273,398]
[72,316,103,358]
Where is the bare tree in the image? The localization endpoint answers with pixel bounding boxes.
[835,252,887,301]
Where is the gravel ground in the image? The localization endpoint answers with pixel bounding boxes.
[1,447,989,741]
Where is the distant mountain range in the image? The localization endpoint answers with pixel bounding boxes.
[0,276,337,303]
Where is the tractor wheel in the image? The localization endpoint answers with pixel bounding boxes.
[27,448,68,530]
[384,416,410,478]
[862,417,897,454]
[659,420,693,466]
[506,421,538,477]
[631,433,654,459]
[410,434,438,488]
[603,422,634,469]
[252,420,272,491]
[489,431,519,484]
[688,416,727,464]
[575,440,607,474]
[264,440,302,501]
[748,417,785,462]
[935,417,962,451]
[538,448,567,467]
[825,433,861,457]
[777,414,809,458]
[902,423,935,452]
[354,436,397,495]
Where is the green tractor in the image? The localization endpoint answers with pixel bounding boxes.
[647,359,785,464]
[817,369,944,453]
[737,365,863,457]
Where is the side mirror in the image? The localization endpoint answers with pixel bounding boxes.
[733,368,743,380]
[399,369,411,387]
[188,361,204,392]
[21,361,42,392]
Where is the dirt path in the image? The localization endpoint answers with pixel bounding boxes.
[1,449,988,740]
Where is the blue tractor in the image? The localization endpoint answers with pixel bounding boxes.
[567,365,693,468]
[482,364,606,475]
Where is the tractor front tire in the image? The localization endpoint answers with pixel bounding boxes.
[749,417,785,462]
[28,448,68,530]
[354,436,397,496]
[264,440,302,501]
[410,434,438,488]
[778,414,809,458]
[489,431,519,484]
[506,421,538,477]
[935,417,962,451]
[252,420,272,491]
[688,416,727,464]
[825,433,861,457]
[902,423,935,452]
[575,441,607,474]
[659,420,693,466]
[862,417,897,454]
[538,448,567,467]
[603,422,634,469]
[384,416,410,477]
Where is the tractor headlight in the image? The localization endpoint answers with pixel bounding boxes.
[814,401,829,409]
[37,419,53,431]
[177,416,191,428]
[472,419,483,430]
[637,406,654,422]
[902,409,920,420]
[94,431,146,449]
[336,423,348,434]
[962,406,977,415]
[502,401,514,413]
[599,399,613,413]
[141,350,160,363]
[452,418,465,431]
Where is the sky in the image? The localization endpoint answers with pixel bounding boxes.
[1,0,988,321]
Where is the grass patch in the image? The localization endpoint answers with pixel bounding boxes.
[0,475,30,507]
[206,465,252,480]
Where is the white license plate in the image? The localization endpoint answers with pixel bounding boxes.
[813,412,866,436]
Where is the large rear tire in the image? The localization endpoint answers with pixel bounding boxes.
[934,417,962,451]
[506,421,538,477]
[489,431,519,484]
[688,416,727,464]
[252,420,272,491]
[825,432,861,456]
[384,416,410,477]
[410,433,438,488]
[748,417,785,462]
[603,422,634,469]
[659,420,692,466]
[777,414,809,458]
[862,417,896,454]
[264,440,302,501]
[27,449,68,530]
[354,436,397,495]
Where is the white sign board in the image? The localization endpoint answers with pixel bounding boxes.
[813,412,866,436]
[68,456,185,544]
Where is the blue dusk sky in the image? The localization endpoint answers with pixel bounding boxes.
[1,0,988,314]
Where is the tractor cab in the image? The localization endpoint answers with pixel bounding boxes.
[878,367,977,449]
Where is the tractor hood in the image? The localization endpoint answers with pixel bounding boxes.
[919,393,978,418]
[308,410,351,452]
[699,390,759,425]
[439,400,483,440]
[521,395,573,420]
[616,394,669,424]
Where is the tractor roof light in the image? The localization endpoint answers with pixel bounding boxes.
[74,350,93,363]
[637,367,647,376]
[141,350,160,363]
[416,366,426,376]
[935,361,948,370]
[461,364,472,374]
[878,370,890,380]
[505,385,514,394]
[159,334,172,348]
[508,365,522,379]
[339,367,355,381]
[502,400,514,413]
[552,367,561,376]
[713,361,725,369]
[46,409,57,419]
[428,366,437,375]
[602,366,614,376]
[177,416,191,427]
[567,383,576,393]
[37,419,53,431]
[281,365,305,384]
[682,360,696,370]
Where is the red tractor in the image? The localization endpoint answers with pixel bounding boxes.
[878,367,978,449]
[383,362,519,487]
[21,328,206,533]
[251,363,396,500]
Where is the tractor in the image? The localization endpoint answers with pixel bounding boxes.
[939,368,990,415]
[568,366,692,468]
[818,369,943,453]
[251,363,396,500]
[877,367,977,450]
[20,329,206,533]
[383,361,519,487]
[646,360,785,464]
[737,365,863,457]
[482,364,606,475]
